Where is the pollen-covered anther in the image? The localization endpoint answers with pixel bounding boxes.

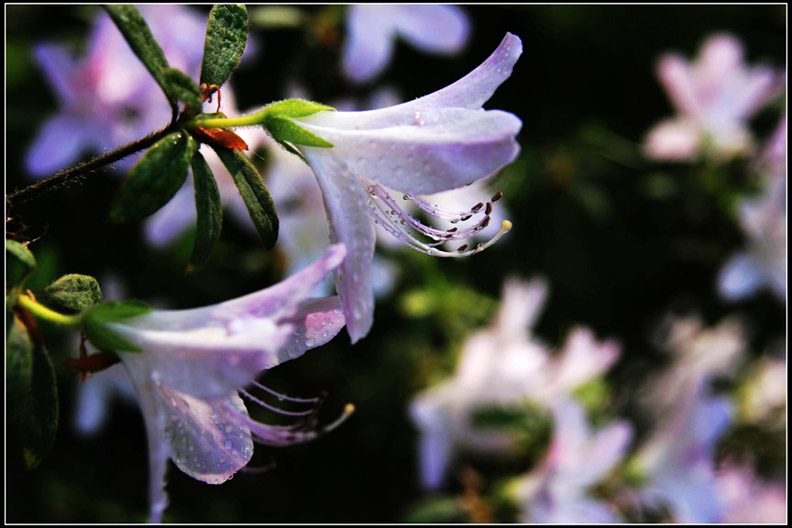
[366,183,512,258]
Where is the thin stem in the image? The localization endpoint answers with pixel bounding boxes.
[16,294,82,327]
[6,121,179,208]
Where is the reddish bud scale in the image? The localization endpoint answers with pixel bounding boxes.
[193,126,249,150]
[63,351,121,376]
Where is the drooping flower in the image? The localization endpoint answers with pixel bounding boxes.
[409,277,621,489]
[644,33,781,161]
[278,32,524,342]
[342,5,470,84]
[513,399,632,523]
[96,244,349,522]
[718,115,787,302]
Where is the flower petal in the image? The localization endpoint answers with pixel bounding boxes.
[108,244,347,399]
[394,5,469,55]
[643,117,701,161]
[275,296,346,364]
[342,6,395,83]
[33,43,78,104]
[25,115,92,177]
[718,252,765,301]
[160,387,254,485]
[300,151,376,343]
[657,54,701,117]
[298,107,522,195]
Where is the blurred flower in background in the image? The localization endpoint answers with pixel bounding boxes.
[513,399,632,523]
[342,5,470,84]
[715,460,787,523]
[718,115,787,303]
[410,277,621,490]
[643,33,782,162]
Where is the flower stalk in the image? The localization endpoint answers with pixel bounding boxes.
[16,294,83,327]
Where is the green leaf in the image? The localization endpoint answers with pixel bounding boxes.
[265,115,334,148]
[214,146,279,249]
[82,300,152,353]
[163,67,202,109]
[187,152,223,274]
[104,5,175,107]
[262,98,335,119]
[109,131,199,223]
[6,240,36,288]
[40,274,102,312]
[200,4,249,87]
[7,313,59,470]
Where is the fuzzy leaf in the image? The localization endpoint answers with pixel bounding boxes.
[6,240,36,288]
[41,274,102,312]
[109,131,199,223]
[187,152,223,274]
[200,4,249,87]
[263,98,335,119]
[82,300,152,353]
[7,313,59,470]
[164,67,202,109]
[104,5,175,106]
[265,115,334,148]
[214,146,279,249]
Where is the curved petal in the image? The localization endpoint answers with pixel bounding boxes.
[643,117,701,161]
[108,244,347,399]
[718,252,764,301]
[275,296,346,364]
[300,150,376,343]
[657,55,700,117]
[144,180,198,248]
[297,107,522,195]
[25,115,92,177]
[342,6,396,83]
[160,387,254,485]
[33,43,78,104]
[395,5,469,54]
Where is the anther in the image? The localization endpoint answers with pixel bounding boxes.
[471,202,484,213]
[485,202,493,215]
[491,191,503,202]
[458,244,469,252]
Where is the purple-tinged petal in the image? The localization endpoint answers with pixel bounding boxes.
[33,43,78,104]
[732,65,782,120]
[394,5,469,55]
[144,181,199,248]
[300,151,376,343]
[657,55,701,117]
[107,244,347,399]
[717,252,765,301]
[275,296,346,364]
[643,117,701,161]
[342,6,395,83]
[297,107,522,195]
[696,33,744,86]
[159,387,253,485]
[25,115,93,177]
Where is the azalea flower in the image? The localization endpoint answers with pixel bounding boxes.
[631,381,733,523]
[716,460,787,523]
[25,6,212,176]
[718,116,787,302]
[409,277,621,489]
[644,33,781,161]
[98,244,350,522]
[284,32,524,342]
[514,399,632,523]
[342,5,470,83]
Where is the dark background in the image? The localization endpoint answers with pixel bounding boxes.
[6,4,786,523]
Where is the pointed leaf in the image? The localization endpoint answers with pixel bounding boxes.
[263,98,335,119]
[200,4,249,87]
[214,146,279,249]
[7,312,59,470]
[164,67,202,109]
[82,300,153,353]
[104,5,175,107]
[41,274,102,312]
[187,152,223,274]
[109,131,199,223]
[265,115,334,148]
[6,240,36,288]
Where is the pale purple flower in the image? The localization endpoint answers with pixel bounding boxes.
[716,461,787,523]
[102,244,348,522]
[25,6,211,176]
[718,116,787,302]
[644,33,781,161]
[514,399,632,523]
[410,277,621,489]
[342,5,470,84]
[286,33,523,342]
[633,380,733,523]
